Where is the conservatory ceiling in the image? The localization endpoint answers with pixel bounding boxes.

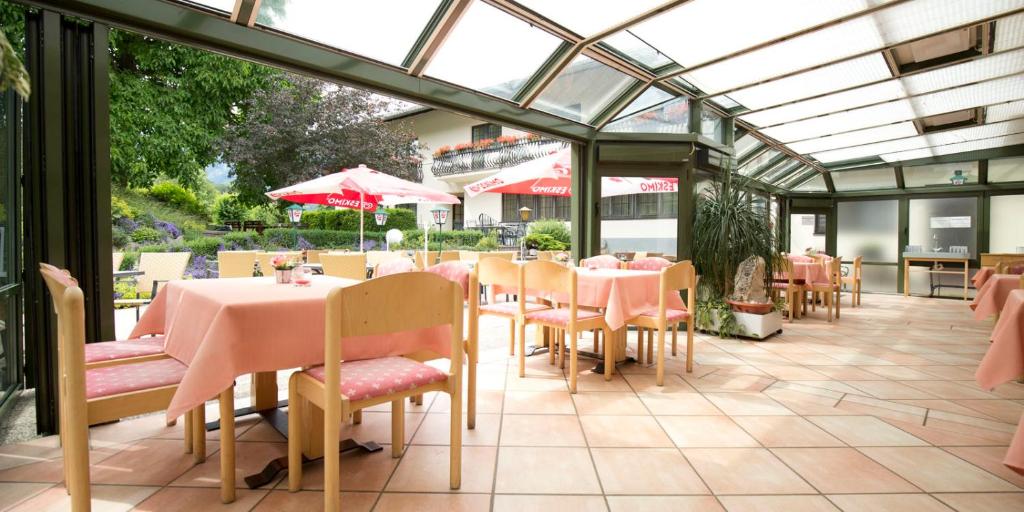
[121,1,1024,190]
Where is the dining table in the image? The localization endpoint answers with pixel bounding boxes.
[975,288,1024,476]
[973,267,995,289]
[971,274,1023,320]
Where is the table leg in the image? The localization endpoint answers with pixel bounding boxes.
[904,259,910,297]
[963,260,969,301]
[252,371,278,411]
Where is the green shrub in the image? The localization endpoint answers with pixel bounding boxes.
[475,233,499,251]
[261,228,386,251]
[112,226,131,249]
[524,233,567,251]
[394,229,483,250]
[186,237,225,258]
[121,252,138,270]
[148,182,208,219]
[131,226,164,244]
[245,204,285,224]
[300,208,417,232]
[528,219,570,245]
[221,231,262,250]
[212,194,248,224]
[111,195,136,220]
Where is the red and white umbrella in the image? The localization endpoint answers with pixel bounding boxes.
[464,148,677,198]
[266,164,460,250]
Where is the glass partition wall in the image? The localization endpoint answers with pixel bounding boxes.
[837,200,899,293]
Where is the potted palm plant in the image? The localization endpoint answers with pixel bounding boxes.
[692,171,783,339]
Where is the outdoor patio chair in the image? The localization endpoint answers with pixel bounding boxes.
[366,250,404,269]
[521,261,613,393]
[414,250,438,269]
[304,249,328,264]
[374,258,416,277]
[995,259,1024,274]
[627,257,673,271]
[625,261,696,383]
[111,252,124,273]
[320,253,367,281]
[439,250,461,263]
[287,272,464,511]
[536,251,555,261]
[217,250,260,278]
[114,252,191,319]
[478,251,516,261]
[425,261,479,428]
[841,256,863,307]
[477,257,550,358]
[41,270,230,510]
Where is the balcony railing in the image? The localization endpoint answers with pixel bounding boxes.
[430,138,567,177]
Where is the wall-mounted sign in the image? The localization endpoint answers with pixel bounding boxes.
[930,216,971,229]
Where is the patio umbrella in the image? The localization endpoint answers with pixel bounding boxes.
[266,164,460,250]
[463,148,677,198]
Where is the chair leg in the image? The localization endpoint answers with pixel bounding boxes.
[508,320,515,356]
[467,337,477,430]
[671,324,678,357]
[826,290,833,322]
[64,384,90,511]
[193,404,206,463]
[593,329,599,352]
[646,328,654,365]
[656,325,666,386]
[686,316,695,373]
[184,410,193,454]
[559,329,567,370]
[220,386,236,504]
[352,410,362,425]
[548,326,556,365]
[392,399,404,458]
[288,376,303,492]
[568,329,578,394]
[787,292,795,323]
[835,288,841,319]
[602,328,614,381]
[518,319,527,378]
[449,386,462,490]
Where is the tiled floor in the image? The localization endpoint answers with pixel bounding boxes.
[2,293,1023,511]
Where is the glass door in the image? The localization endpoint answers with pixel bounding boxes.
[0,90,23,413]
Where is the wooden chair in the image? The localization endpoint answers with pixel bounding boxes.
[42,272,234,510]
[320,253,367,281]
[374,258,416,277]
[580,254,623,269]
[111,252,124,273]
[479,251,516,261]
[625,261,696,384]
[841,256,863,307]
[414,251,438,269]
[458,250,479,263]
[287,273,464,511]
[995,259,1024,274]
[114,252,191,318]
[439,250,461,263]
[772,258,801,322]
[520,261,613,393]
[425,262,479,428]
[627,257,673,272]
[366,250,404,269]
[626,257,675,363]
[217,250,260,278]
[808,256,843,322]
[304,249,328,264]
[477,257,550,357]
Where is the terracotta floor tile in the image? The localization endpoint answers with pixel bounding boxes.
[811,366,882,380]
[502,391,576,415]
[682,448,815,495]
[374,493,491,511]
[8,484,158,512]
[902,380,998,399]
[859,446,1019,492]
[717,495,840,511]
[385,445,495,493]
[843,380,938,400]
[591,448,709,495]
[493,447,600,494]
[704,392,795,415]
[338,411,425,445]
[657,416,760,448]
[606,496,724,512]
[859,365,942,380]
[772,447,917,493]
[952,399,1024,424]
[624,373,699,394]
[879,418,1009,446]
[572,392,649,415]
[0,482,52,508]
[826,493,955,512]
[430,390,504,414]
[683,372,776,393]
[169,440,287,489]
[505,375,568,392]
[933,492,1024,512]
[251,490,376,512]
[573,371,634,392]
[499,414,586,447]
[411,413,500,446]
[731,416,844,447]
[285,446,399,491]
[132,487,267,511]
[806,415,928,446]
[89,439,198,486]
[943,446,1024,488]
[493,494,608,512]
[580,415,674,447]
[639,393,722,415]
[0,442,124,484]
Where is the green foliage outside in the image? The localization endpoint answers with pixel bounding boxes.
[147,181,208,219]
[528,219,571,246]
[300,208,417,232]
[394,229,484,251]
[475,233,499,251]
[523,233,567,251]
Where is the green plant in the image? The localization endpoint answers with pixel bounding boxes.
[147,181,209,219]
[692,173,777,301]
[212,194,248,224]
[528,219,570,246]
[694,299,743,339]
[130,226,164,244]
[475,233,499,251]
[112,226,131,249]
[121,251,138,270]
[185,237,224,258]
[111,195,136,220]
[300,208,417,232]
[523,233,568,251]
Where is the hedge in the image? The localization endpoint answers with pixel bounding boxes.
[300,208,417,232]
[395,229,484,250]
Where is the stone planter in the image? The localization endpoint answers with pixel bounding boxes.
[703,309,783,340]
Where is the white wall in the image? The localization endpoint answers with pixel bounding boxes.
[404,110,480,230]
[790,214,825,254]
[990,194,1024,253]
[600,218,678,255]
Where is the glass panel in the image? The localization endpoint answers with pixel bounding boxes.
[534,55,636,123]
[831,168,897,191]
[882,132,1024,162]
[859,265,898,294]
[990,194,1024,253]
[987,99,1024,122]
[0,91,20,408]
[792,174,828,192]
[909,196,978,257]
[710,95,743,110]
[601,30,674,70]
[759,160,802,184]
[602,95,690,133]
[738,149,780,176]
[610,86,674,122]
[517,0,666,36]
[734,134,762,160]
[790,214,825,254]
[727,54,892,110]
[188,0,235,12]
[788,122,919,155]
[838,200,899,263]
[763,100,917,142]
[996,13,1024,51]
[700,110,723,143]
[256,0,442,67]
[812,119,1024,163]
[775,167,812,188]
[903,161,979,188]
[989,156,1024,182]
[599,176,678,258]
[425,1,562,100]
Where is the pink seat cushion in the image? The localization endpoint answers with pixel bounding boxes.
[526,307,603,326]
[771,282,797,289]
[638,308,689,322]
[375,259,415,277]
[85,358,187,399]
[85,336,166,364]
[425,262,470,300]
[581,255,621,269]
[479,302,550,316]
[305,356,448,401]
[628,257,672,271]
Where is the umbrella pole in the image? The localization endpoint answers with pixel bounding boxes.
[359,191,365,252]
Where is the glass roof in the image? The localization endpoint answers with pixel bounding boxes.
[792,174,829,192]
[190,0,234,12]
[738,149,781,176]
[600,31,674,70]
[611,86,674,123]
[533,55,637,123]
[516,0,667,37]
[603,95,690,133]
[831,167,898,191]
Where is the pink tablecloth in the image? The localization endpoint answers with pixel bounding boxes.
[788,255,815,263]
[975,289,1024,476]
[776,262,830,286]
[131,276,451,420]
[973,267,995,289]
[971,274,1021,320]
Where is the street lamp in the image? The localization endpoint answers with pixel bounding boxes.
[373,205,389,226]
[518,206,532,260]
[285,204,304,225]
[430,207,449,263]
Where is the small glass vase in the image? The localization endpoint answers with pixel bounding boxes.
[275,268,292,284]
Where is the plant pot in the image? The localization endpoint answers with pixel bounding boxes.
[726,300,774,315]
[275,269,292,284]
[703,309,783,340]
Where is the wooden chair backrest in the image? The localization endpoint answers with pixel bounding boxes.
[995,259,1024,274]
[523,260,575,300]
[374,258,416,277]
[581,254,622,269]
[458,250,479,263]
[414,251,438,269]
[632,251,647,259]
[658,261,696,318]
[439,250,461,263]
[320,253,367,281]
[138,252,191,296]
[40,265,76,315]
[477,256,519,288]
[628,257,673,271]
[325,272,463,374]
[256,252,302,274]
[218,250,260,278]
[829,256,844,286]
[851,256,863,278]
[777,256,795,287]
[479,251,515,261]
[305,249,328,264]
[536,251,555,261]
[112,252,124,273]
[366,250,405,268]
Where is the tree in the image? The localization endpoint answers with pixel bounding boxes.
[109,29,281,189]
[218,74,423,205]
